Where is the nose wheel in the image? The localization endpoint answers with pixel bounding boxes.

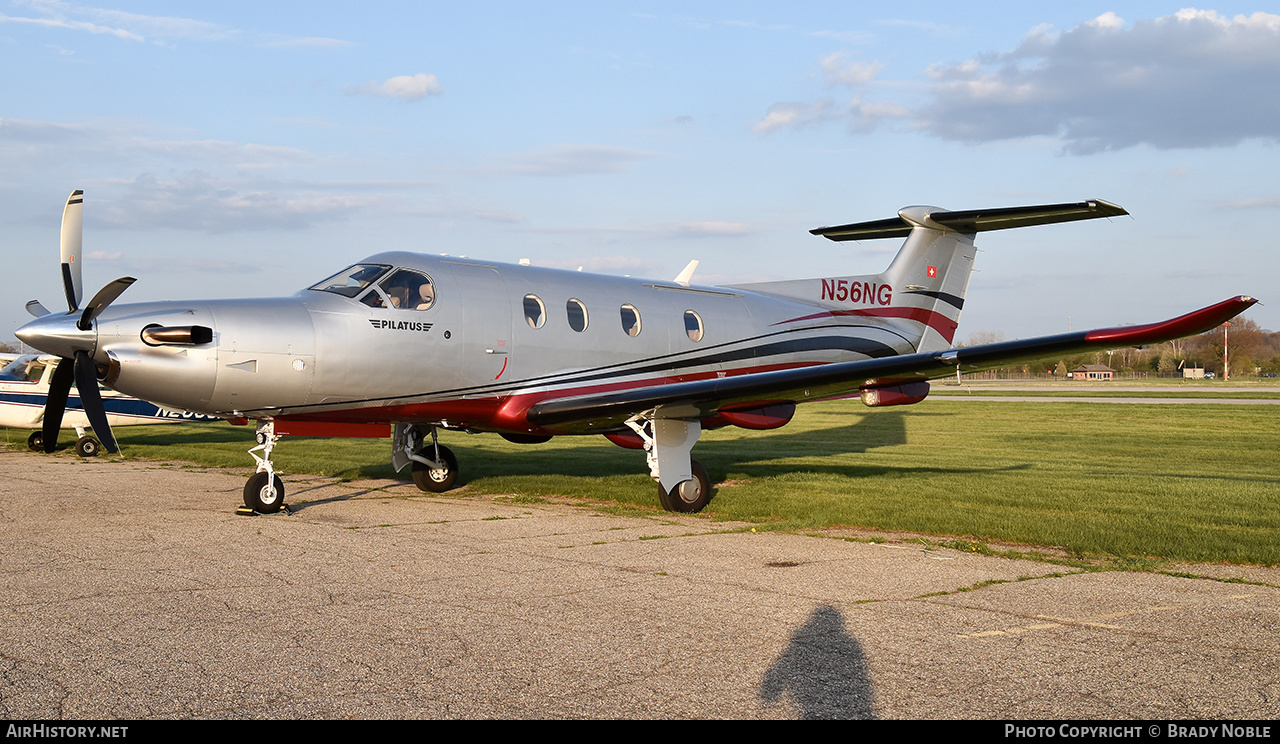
[243,471,286,513]
[239,420,288,514]
[75,436,101,457]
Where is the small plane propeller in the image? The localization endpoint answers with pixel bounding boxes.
[25,190,136,454]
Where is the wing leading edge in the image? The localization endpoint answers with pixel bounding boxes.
[525,295,1256,431]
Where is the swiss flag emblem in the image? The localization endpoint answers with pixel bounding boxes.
[926,265,937,278]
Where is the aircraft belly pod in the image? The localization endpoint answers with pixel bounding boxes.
[15,193,1256,514]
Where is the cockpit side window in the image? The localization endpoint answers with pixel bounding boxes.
[309,264,391,298]
[0,357,46,382]
[367,269,435,310]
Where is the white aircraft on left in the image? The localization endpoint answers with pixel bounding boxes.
[0,353,219,456]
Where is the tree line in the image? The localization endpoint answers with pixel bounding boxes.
[958,317,1280,379]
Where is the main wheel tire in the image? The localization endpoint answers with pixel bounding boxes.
[27,432,43,452]
[660,460,712,513]
[243,472,286,513]
[411,444,459,492]
[75,436,101,458]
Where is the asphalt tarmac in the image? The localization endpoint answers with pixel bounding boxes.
[1,451,1276,720]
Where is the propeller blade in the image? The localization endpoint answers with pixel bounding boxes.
[42,357,75,453]
[61,190,84,312]
[25,300,50,318]
[73,350,117,453]
[77,277,136,332]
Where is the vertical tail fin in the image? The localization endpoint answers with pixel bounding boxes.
[807,199,1127,353]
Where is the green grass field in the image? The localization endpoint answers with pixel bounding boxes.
[930,389,1280,399]
[6,398,1278,565]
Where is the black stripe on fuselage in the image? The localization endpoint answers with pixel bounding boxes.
[902,290,965,310]
[268,324,907,414]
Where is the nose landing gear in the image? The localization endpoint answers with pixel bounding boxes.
[238,420,288,515]
[74,435,101,458]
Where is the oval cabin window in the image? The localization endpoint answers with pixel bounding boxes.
[620,304,641,337]
[524,294,546,329]
[567,298,588,332]
[684,310,703,342]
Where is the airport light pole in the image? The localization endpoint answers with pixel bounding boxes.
[1223,321,1230,381]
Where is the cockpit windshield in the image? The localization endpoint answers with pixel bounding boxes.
[308,264,392,297]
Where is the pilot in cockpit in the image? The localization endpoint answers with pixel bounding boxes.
[372,269,434,311]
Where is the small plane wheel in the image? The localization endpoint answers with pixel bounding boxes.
[660,460,712,513]
[75,436,101,458]
[27,432,43,452]
[243,472,286,513]
[411,444,458,492]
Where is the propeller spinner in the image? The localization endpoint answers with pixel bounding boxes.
[17,190,136,454]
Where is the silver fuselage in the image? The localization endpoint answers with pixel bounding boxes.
[17,252,921,434]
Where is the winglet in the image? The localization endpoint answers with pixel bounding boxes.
[1083,295,1257,347]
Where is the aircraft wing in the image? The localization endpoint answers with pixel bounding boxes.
[525,295,1256,431]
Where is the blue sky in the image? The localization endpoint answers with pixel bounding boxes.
[2,1,1278,344]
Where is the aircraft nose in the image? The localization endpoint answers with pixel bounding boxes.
[15,312,97,360]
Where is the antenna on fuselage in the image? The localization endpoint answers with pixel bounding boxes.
[673,260,699,287]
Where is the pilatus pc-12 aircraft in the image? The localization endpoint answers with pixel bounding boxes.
[16,191,1255,514]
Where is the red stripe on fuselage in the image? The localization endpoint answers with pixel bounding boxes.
[773,307,958,344]
[275,361,823,434]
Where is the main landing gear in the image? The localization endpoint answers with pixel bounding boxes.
[393,424,458,493]
[626,414,713,513]
[240,420,287,514]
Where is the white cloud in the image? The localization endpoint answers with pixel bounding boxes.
[0,1,348,46]
[499,145,658,177]
[672,221,753,237]
[0,117,315,171]
[914,9,1280,153]
[760,9,1280,153]
[752,96,906,135]
[820,53,882,86]
[98,172,378,232]
[343,73,441,101]
[752,99,839,133]
[0,9,142,41]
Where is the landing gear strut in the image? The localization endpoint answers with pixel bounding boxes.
[626,414,712,513]
[393,423,459,492]
[242,420,286,513]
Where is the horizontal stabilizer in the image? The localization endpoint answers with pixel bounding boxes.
[811,199,1128,242]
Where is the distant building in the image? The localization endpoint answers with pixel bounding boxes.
[1069,364,1114,381]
